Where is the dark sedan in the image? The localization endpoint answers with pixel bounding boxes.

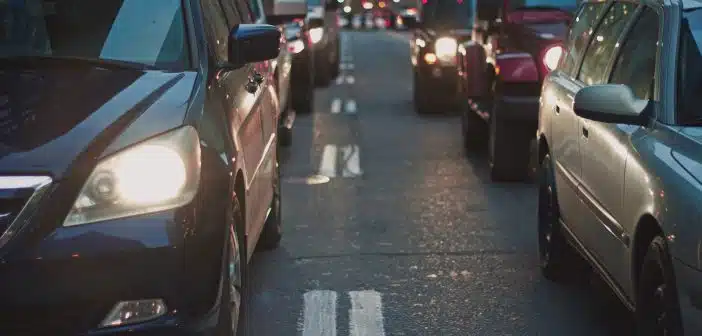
[0,0,295,334]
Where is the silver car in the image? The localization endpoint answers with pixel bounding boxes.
[537,0,702,333]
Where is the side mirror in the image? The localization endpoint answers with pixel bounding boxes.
[227,24,281,68]
[266,0,308,25]
[573,84,650,125]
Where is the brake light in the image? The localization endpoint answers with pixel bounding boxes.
[543,45,563,72]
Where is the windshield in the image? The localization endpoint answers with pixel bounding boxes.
[0,0,188,70]
[422,0,473,29]
[678,10,702,123]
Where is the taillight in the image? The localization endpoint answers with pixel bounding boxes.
[543,45,563,72]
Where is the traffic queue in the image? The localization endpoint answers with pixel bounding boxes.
[409,0,702,334]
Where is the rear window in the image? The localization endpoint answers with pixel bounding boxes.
[678,10,702,124]
[526,22,568,37]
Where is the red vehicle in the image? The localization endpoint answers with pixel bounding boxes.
[458,0,576,181]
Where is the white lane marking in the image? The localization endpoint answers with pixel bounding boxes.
[319,145,337,177]
[344,100,357,114]
[341,145,362,177]
[301,290,338,336]
[330,98,342,114]
[340,63,355,70]
[335,75,345,85]
[346,75,355,84]
[349,290,385,336]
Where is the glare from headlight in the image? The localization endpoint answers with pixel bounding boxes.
[543,45,563,71]
[288,40,305,53]
[114,145,186,204]
[435,37,458,59]
[309,27,324,44]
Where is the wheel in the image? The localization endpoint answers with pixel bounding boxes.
[257,155,282,251]
[538,154,587,282]
[461,102,487,152]
[635,236,684,336]
[488,102,531,181]
[217,197,247,336]
[413,71,431,114]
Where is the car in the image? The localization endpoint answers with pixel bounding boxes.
[407,0,474,114]
[248,0,308,147]
[457,0,575,181]
[0,0,301,334]
[537,0,702,333]
[307,0,341,86]
[285,19,317,116]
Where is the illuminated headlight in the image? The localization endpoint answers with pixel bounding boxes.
[288,40,305,54]
[309,27,324,44]
[543,45,563,71]
[63,126,201,226]
[434,37,458,63]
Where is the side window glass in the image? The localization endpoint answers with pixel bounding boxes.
[201,0,231,62]
[219,0,243,27]
[236,0,256,23]
[578,2,636,85]
[609,8,658,100]
[249,0,264,20]
[559,3,606,74]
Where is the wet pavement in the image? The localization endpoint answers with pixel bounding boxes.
[246,30,631,336]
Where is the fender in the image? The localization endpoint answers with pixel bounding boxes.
[460,40,490,99]
[495,52,539,83]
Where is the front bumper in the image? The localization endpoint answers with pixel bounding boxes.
[673,259,702,334]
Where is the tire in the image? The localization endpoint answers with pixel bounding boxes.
[217,197,247,336]
[413,71,431,114]
[257,155,282,251]
[635,236,684,336]
[461,101,487,152]
[488,101,531,181]
[538,154,588,282]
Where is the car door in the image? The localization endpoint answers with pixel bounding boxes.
[547,1,607,241]
[232,0,277,242]
[208,0,266,244]
[580,6,659,283]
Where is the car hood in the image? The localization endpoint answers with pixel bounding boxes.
[0,66,192,179]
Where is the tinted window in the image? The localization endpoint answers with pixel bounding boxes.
[0,0,187,69]
[422,0,473,29]
[249,0,263,20]
[677,9,702,123]
[201,0,231,62]
[220,0,243,26]
[578,2,636,85]
[609,8,658,100]
[559,2,606,75]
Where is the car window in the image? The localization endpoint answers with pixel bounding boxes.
[559,2,606,75]
[248,0,264,21]
[578,2,636,85]
[219,0,243,26]
[608,7,658,101]
[677,9,702,124]
[236,0,256,23]
[200,0,231,62]
[0,0,188,69]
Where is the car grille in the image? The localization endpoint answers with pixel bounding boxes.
[0,176,52,250]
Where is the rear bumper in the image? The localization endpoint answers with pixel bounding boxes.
[673,259,702,334]
[416,64,459,98]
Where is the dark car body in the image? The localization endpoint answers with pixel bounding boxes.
[0,0,296,334]
[307,0,341,86]
[409,0,474,114]
[285,19,316,116]
[457,0,574,181]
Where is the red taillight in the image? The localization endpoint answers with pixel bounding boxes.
[542,45,563,72]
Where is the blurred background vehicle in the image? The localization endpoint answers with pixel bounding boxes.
[408,0,473,114]
[458,0,575,181]
[307,0,341,86]
[285,19,316,118]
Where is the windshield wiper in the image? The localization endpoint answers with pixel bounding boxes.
[0,55,157,71]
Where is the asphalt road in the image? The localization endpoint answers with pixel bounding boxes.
[246,30,631,336]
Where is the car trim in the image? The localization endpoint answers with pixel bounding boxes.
[0,176,53,250]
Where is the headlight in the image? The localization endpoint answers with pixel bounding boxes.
[309,27,324,44]
[63,126,201,226]
[543,45,563,71]
[434,37,457,62]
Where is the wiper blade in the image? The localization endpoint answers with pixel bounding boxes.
[0,55,157,71]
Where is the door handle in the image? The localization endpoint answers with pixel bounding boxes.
[582,127,589,138]
[554,105,560,114]
[252,72,264,84]
[245,80,258,94]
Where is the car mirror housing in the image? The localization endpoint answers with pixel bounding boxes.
[227,24,281,68]
[573,84,650,125]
